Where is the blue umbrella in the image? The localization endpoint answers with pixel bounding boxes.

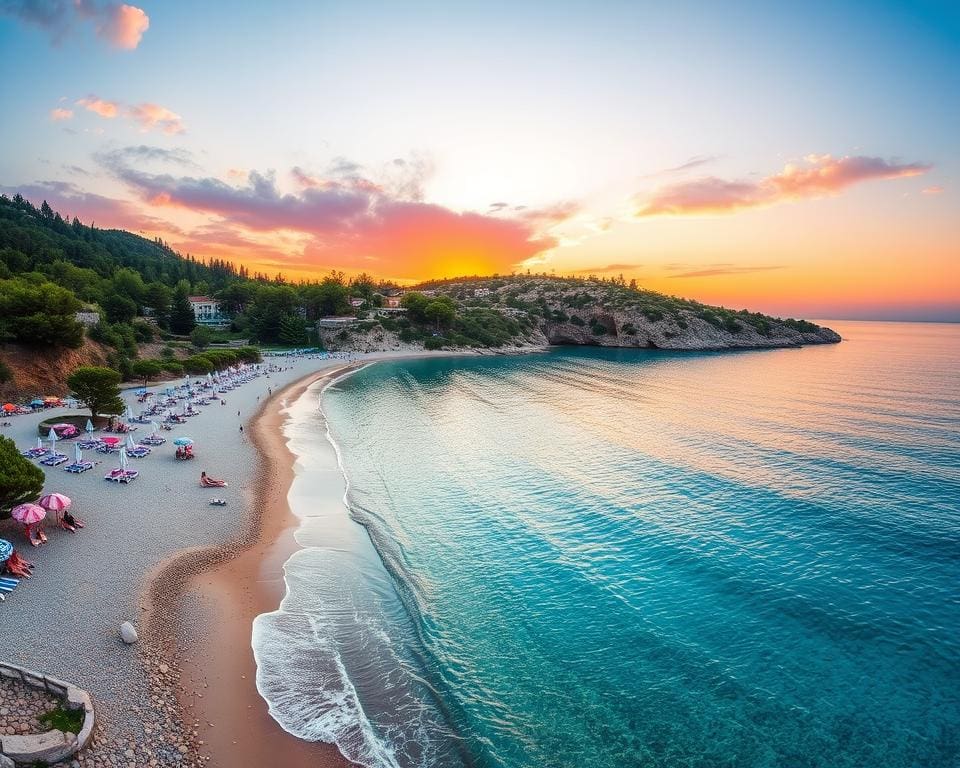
[30,398,44,407]
[0,538,12,563]
[173,437,193,446]
[135,388,147,395]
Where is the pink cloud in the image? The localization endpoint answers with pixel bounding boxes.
[50,107,74,121]
[2,1,149,50]
[2,180,181,235]
[99,154,559,278]
[93,3,149,49]
[921,185,944,195]
[73,95,186,133]
[636,154,931,216]
[127,103,185,134]
[76,95,120,118]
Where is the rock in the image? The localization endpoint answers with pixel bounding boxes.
[0,753,15,768]
[119,621,139,644]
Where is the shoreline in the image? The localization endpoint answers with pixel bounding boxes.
[143,365,360,768]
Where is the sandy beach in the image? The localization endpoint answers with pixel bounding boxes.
[0,350,465,767]
[144,365,357,768]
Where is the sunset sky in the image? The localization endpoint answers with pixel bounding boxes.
[1,0,957,320]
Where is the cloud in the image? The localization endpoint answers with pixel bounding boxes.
[1,180,180,234]
[106,144,196,167]
[99,154,558,279]
[72,95,185,133]
[666,264,785,278]
[574,263,642,274]
[636,154,931,216]
[127,103,184,134]
[49,107,73,121]
[921,185,944,195]
[76,95,120,118]
[90,2,148,49]
[0,0,149,49]
[642,154,721,178]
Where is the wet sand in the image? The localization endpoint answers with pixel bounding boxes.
[145,366,358,768]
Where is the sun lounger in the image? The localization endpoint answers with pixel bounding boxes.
[0,576,20,601]
[127,446,151,458]
[141,435,166,446]
[41,453,69,466]
[21,447,48,459]
[64,461,94,473]
[104,468,139,483]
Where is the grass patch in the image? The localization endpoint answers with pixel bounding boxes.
[39,703,84,734]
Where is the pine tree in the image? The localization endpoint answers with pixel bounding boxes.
[169,287,196,335]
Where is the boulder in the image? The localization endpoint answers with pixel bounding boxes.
[119,621,139,644]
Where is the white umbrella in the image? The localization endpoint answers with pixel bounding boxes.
[125,405,134,421]
[35,436,43,450]
[150,421,159,435]
[119,447,128,472]
[75,443,83,463]
[48,428,58,448]
[126,433,137,450]
[85,419,94,433]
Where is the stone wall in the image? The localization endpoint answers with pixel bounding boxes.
[0,662,94,766]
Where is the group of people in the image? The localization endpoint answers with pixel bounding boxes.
[175,444,195,460]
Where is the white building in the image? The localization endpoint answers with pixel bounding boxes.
[188,296,229,327]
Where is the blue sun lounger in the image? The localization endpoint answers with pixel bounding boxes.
[0,576,20,601]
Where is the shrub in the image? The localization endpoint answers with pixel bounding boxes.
[642,308,664,322]
[162,360,184,375]
[569,315,586,326]
[424,336,446,350]
[621,322,637,336]
[132,320,156,343]
[183,356,213,375]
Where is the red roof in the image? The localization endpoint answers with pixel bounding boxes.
[188,296,215,303]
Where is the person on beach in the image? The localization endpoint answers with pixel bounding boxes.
[61,510,85,532]
[239,424,243,433]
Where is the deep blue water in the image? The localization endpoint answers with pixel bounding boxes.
[254,321,960,768]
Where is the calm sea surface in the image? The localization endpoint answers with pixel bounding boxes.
[253,321,960,768]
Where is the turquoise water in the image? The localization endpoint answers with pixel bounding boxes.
[255,321,960,768]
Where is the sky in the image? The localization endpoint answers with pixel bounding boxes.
[0,0,958,320]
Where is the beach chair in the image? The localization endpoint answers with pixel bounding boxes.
[21,446,48,459]
[0,576,20,602]
[119,469,139,483]
[127,445,151,458]
[78,439,100,450]
[64,460,94,473]
[141,434,166,446]
[41,452,69,466]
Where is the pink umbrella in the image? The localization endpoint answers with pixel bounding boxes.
[11,503,46,524]
[11,503,46,546]
[38,493,71,512]
[101,436,121,445]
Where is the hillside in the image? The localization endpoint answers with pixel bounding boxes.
[321,276,840,353]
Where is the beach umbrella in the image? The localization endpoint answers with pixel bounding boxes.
[119,447,128,471]
[101,436,121,445]
[2,403,15,412]
[31,398,44,407]
[75,444,83,463]
[0,539,12,563]
[173,437,193,446]
[38,493,71,513]
[126,433,137,450]
[85,419,94,433]
[135,388,147,395]
[124,405,134,421]
[11,503,46,525]
[48,428,58,448]
[35,436,43,450]
[150,421,159,435]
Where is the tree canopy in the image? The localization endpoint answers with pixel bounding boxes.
[67,366,124,418]
[0,436,44,520]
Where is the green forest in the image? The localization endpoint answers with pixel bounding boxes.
[0,193,392,375]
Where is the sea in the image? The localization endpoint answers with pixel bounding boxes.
[252,320,960,768]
